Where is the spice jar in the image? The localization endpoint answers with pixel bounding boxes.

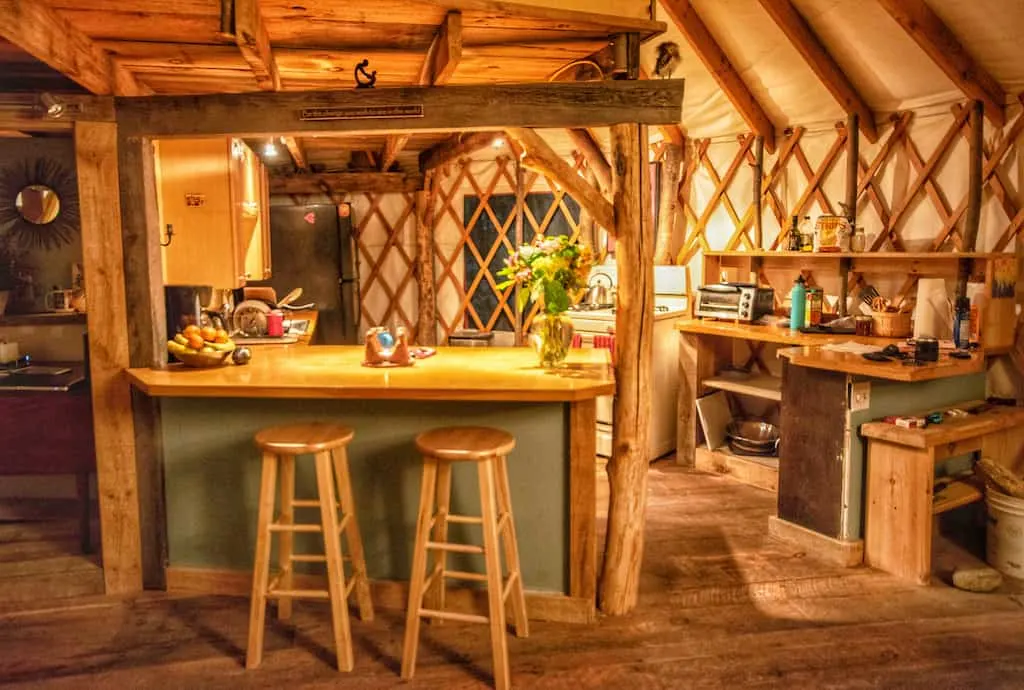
[854,315,873,336]
[850,227,866,253]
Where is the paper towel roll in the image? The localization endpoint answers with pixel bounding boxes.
[913,278,952,339]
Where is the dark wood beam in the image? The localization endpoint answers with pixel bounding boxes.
[115,80,686,138]
[567,128,611,191]
[0,93,115,131]
[506,127,615,231]
[381,11,463,171]
[756,0,878,143]
[660,0,776,152]
[270,172,426,195]
[876,0,1005,127]
[232,0,281,91]
[0,0,149,96]
[281,136,307,170]
[419,131,501,171]
[639,68,686,147]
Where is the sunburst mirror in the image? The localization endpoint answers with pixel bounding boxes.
[0,159,79,251]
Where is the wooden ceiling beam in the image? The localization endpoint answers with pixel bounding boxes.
[432,0,666,39]
[270,172,425,195]
[876,0,1005,127]
[419,131,501,171]
[506,127,615,231]
[638,67,685,146]
[115,80,686,138]
[381,11,463,171]
[281,136,307,170]
[660,0,776,152]
[0,0,149,96]
[756,0,878,143]
[231,0,281,91]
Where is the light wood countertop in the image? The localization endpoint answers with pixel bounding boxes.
[860,401,1024,448]
[778,347,984,382]
[126,346,614,402]
[675,319,899,347]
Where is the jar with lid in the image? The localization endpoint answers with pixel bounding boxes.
[850,226,866,252]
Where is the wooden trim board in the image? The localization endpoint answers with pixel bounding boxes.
[695,446,779,492]
[768,516,864,568]
[165,566,594,624]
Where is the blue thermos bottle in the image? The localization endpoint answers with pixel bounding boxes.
[790,276,807,332]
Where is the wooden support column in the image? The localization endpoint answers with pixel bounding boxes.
[415,173,437,346]
[654,142,683,264]
[752,136,765,250]
[840,113,859,317]
[600,122,654,616]
[74,121,143,595]
[958,100,984,298]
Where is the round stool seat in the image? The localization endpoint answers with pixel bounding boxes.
[415,426,515,462]
[255,422,354,454]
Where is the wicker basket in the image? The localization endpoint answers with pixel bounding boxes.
[871,310,912,338]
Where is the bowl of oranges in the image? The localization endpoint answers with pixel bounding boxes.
[167,325,236,368]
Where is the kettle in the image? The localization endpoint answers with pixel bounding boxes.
[583,272,615,307]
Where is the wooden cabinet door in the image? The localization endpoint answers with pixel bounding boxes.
[231,141,271,283]
[158,138,240,289]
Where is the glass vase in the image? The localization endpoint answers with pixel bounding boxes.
[529,313,574,368]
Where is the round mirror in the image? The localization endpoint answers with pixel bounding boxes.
[15,185,60,225]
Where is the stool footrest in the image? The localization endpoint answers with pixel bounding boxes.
[447,569,488,582]
[447,514,483,525]
[271,514,350,534]
[290,554,326,563]
[267,588,330,600]
[292,499,337,509]
[426,541,484,554]
[419,608,488,625]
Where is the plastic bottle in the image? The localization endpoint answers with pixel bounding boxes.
[790,275,807,332]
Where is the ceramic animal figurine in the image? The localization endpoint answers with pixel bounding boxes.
[363,326,412,366]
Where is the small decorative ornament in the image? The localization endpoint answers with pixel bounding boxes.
[0,158,79,251]
[354,59,377,89]
[363,326,413,367]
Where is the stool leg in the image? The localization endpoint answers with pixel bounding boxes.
[314,451,354,672]
[478,458,511,690]
[494,454,528,638]
[246,452,279,670]
[401,458,438,680]
[277,454,295,621]
[425,460,452,622]
[331,446,375,622]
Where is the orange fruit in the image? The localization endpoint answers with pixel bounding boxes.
[183,324,201,337]
[200,326,218,342]
[186,333,205,350]
[214,328,229,344]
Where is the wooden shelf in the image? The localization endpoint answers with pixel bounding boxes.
[703,374,782,401]
[694,445,779,492]
[932,480,983,515]
[0,312,87,327]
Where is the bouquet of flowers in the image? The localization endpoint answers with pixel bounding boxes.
[497,234,594,314]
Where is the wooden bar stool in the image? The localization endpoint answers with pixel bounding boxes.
[401,426,529,690]
[247,422,374,671]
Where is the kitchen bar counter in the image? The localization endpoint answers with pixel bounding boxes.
[126,346,613,402]
[129,346,605,623]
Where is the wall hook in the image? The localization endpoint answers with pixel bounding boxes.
[160,223,175,247]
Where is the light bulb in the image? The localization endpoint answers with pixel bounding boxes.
[263,141,278,158]
[492,137,505,149]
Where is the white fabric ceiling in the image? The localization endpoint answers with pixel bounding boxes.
[616,0,1024,138]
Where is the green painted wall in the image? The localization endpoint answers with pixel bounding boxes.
[160,398,570,593]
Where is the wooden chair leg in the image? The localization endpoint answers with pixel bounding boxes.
[331,446,375,622]
[315,451,354,672]
[246,452,278,670]
[277,455,295,621]
[494,455,528,638]
[425,460,452,622]
[401,459,438,680]
[76,471,92,555]
[478,458,511,690]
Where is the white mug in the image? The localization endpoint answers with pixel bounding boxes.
[45,288,75,313]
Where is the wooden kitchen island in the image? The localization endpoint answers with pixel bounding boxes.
[126,347,612,623]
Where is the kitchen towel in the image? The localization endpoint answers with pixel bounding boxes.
[913,278,952,340]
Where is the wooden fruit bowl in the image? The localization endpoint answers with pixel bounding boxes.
[175,349,233,368]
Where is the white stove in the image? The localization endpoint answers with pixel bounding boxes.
[567,266,688,461]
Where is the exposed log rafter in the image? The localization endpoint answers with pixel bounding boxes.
[0,0,149,96]
[420,131,504,171]
[382,11,463,171]
[660,0,776,152]
[231,0,281,91]
[876,0,1005,127]
[281,136,307,171]
[566,129,611,191]
[506,127,615,232]
[755,0,878,143]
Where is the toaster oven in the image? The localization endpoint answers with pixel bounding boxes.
[695,283,775,322]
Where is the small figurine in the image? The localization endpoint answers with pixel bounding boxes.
[354,59,377,89]
[653,42,681,79]
[363,326,412,367]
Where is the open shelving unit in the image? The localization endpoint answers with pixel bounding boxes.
[702,374,782,402]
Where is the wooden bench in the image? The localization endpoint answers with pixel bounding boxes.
[860,402,1024,584]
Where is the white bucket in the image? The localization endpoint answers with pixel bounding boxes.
[986,489,1024,580]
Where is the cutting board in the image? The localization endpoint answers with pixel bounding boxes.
[696,391,732,450]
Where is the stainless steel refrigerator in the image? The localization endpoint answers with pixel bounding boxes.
[253,204,359,344]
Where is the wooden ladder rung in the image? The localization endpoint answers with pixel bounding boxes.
[426,541,484,554]
[291,499,323,508]
[270,523,322,533]
[266,588,329,600]
[418,608,488,625]
[446,569,488,582]
[290,554,326,563]
[501,570,519,602]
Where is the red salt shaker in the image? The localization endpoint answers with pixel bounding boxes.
[266,310,284,337]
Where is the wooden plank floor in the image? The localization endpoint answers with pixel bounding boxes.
[0,462,1022,688]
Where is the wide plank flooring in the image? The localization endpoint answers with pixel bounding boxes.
[0,462,1022,688]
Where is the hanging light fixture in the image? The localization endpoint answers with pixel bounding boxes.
[263,139,279,158]
[492,136,505,149]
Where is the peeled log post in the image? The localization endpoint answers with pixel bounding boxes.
[653,143,683,264]
[567,128,612,191]
[600,122,654,615]
[958,100,984,299]
[752,136,764,250]
[415,173,437,345]
[840,114,859,317]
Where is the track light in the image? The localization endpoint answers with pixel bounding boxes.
[492,136,505,149]
[40,93,65,119]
